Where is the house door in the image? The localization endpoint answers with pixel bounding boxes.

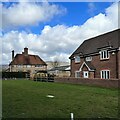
[83,71,89,78]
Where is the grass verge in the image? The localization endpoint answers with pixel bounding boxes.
[2,79,119,119]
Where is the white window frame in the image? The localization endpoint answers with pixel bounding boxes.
[26,65,31,68]
[100,50,110,60]
[75,56,80,63]
[100,70,110,79]
[35,65,43,68]
[75,71,80,78]
[85,56,92,61]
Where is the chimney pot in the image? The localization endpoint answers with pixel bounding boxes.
[24,47,28,55]
[12,50,14,60]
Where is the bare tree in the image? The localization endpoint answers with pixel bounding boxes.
[51,58,60,68]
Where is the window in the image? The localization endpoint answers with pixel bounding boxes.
[75,71,80,78]
[35,65,43,68]
[75,56,80,63]
[17,65,22,68]
[100,70,110,79]
[100,50,109,60]
[26,65,31,68]
[86,56,92,61]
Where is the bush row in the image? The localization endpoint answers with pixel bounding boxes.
[1,72,30,78]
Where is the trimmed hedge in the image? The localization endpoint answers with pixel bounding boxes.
[2,72,29,78]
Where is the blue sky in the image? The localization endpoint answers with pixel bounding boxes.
[2,2,113,34]
[1,2,119,64]
[29,2,113,34]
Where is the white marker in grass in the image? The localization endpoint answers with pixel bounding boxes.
[71,113,74,120]
[46,95,54,98]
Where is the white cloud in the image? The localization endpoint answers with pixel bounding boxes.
[1,2,119,64]
[1,2,66,29]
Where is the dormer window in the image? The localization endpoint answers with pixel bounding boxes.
[100,50,109,60]
[75,56,80,63]
[86,56,92,61]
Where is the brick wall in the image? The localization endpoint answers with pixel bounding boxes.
[54,77,119,88]
[70,52,118,79]
[71,58,84,77]
[93,52,117,78]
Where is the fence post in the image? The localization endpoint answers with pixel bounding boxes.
[71,113,74,120]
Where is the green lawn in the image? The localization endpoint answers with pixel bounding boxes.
[2,80,119,119]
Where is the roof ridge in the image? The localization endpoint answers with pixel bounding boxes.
[70,29,119,58]
[83,29,119,43]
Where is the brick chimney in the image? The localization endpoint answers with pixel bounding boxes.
[24,47,28,56]
[12,50,14,60]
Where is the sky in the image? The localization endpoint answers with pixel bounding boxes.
[0,1,119,64]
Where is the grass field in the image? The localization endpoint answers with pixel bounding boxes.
[2,80,119,119]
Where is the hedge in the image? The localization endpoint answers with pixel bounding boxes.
[2,72,29,78]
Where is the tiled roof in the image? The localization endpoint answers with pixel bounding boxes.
[49,65,70,71]
[70,29,120,58]
[85,61,96,71]
[9,54,47,65]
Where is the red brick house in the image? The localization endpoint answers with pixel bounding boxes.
[69,29,120,79]
[9,47,47,78]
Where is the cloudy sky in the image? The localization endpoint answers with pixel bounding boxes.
[1,1,119,64]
